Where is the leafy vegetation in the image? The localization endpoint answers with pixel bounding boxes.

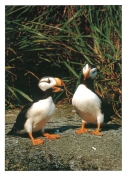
[5,5,121,118]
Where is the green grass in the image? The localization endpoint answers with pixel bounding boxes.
[5,5,122,117]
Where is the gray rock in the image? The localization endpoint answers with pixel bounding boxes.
[5,104,122,171]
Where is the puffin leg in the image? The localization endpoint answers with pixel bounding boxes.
[76,121,88,134]
[90,123,102,136]
[28,132,44,145]
[42,133,60,139]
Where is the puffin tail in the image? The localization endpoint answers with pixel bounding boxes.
[6,125,17,135]
[6,130,14,135]
[103,102,114,123]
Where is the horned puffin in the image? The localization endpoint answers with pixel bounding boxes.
[72,63,106,136]
[7,77,65,145]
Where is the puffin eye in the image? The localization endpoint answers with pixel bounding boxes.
[92,70,96,73]
[48,78,50,83]
[39,77,51,84]
[91,68,97,73]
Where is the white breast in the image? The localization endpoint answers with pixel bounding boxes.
[23,96,55,133]
[72,84,104,124]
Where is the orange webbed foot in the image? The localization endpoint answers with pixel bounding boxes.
[90,130,102,136]
[75,121,88,134]
[32,138,44,145]
[28,132,44,145]
[90,123,102,136]
[75,128,88,134]
[43,133,60,139]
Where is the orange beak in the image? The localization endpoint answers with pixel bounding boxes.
[52,78,65,92]
[83,68,91,80]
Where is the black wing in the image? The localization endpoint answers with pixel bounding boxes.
[100,100,114,123]
[7,102,33,135]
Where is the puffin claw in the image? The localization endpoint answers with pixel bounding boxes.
[32,138,44,145]
[90,130,102,136]
[43,133,60,139]
[28,132,44,145]
[75,128,88,134]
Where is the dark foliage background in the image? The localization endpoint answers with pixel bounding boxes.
[5,5,122,118]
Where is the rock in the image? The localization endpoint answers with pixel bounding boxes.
[5,104,122,171]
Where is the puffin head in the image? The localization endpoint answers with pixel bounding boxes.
[82,64,97,80]
[38,77,65,92]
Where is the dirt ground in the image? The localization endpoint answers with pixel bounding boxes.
[5,103,122,171]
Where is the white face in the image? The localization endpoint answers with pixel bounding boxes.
[38,77,56,91]
[83,64,97,79]
[89,68,97,79]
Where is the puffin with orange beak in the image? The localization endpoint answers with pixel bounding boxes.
[7,77,65,145]
[72,63,104,136]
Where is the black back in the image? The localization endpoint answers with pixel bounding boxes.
[81,77,95,93]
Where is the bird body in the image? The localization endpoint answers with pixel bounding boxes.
[14,96,55,134]
[72,84,104,125]
[72,63,104,135]
[7,77,65,145]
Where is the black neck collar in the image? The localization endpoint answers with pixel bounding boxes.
[33,88,53,102]
[40,88,53,99]
[80,76,95,92]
